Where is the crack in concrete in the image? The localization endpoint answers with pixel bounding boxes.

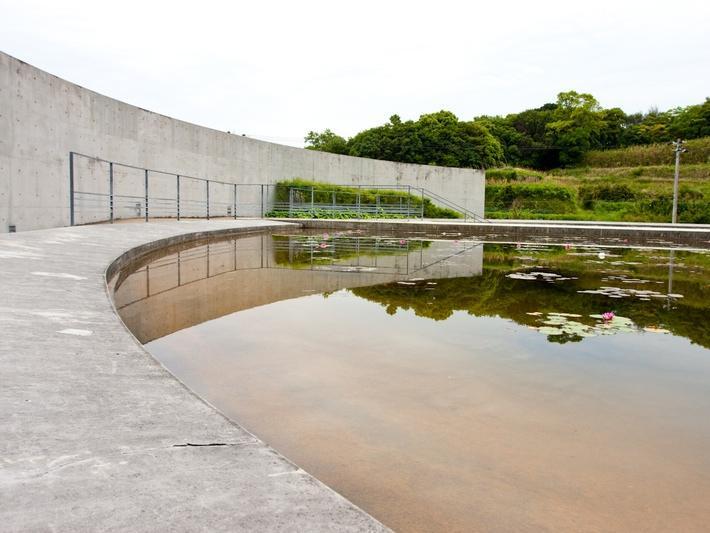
[23,442,254,479]
[173,442,233,447]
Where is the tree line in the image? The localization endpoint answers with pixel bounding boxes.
[305,91,710,169]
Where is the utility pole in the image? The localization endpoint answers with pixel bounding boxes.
[671,139,687,224]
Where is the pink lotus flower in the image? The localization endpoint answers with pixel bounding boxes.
[564,243,572,250]
[323,233,330,240]
[601,311,615,321]
[319,242,327,249]
[399,239,407,245]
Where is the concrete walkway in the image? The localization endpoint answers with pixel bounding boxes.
[0,220,389,532]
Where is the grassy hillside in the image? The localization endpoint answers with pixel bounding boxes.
[485,162,710,223]
[582,137,710,167]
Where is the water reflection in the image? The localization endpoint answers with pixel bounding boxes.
[113,233,483,343]
[349,243,709,348]
[112,232,710,533]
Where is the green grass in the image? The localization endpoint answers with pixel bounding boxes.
[485,164,710,223]
[485,168,544,182]
[582,137,710,167]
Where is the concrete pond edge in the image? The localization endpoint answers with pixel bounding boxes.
[0,220,390,532]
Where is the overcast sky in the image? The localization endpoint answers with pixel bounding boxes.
[2,0,708,146]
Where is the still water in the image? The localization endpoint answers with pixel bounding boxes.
[113,231,710,532]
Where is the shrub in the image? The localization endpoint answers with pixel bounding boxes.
[486,167,543,182]
[485,183,576,214]
[578,184,637,208]
[266,209,407,220]
[631,191,709,223]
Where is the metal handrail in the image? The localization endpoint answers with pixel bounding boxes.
[69,152,486,225]
[70,151,238,187]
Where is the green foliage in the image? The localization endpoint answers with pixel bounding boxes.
[307,93,710,171]
[486,167,543,181]
[306,111,504,169]
[545,91,606,166]
[266,209,407,220]
[484,163,710,223]
[578,184,637,209]
[272,235,431,268]
[304,129,349,155]
[347,111,504,168]
[632,191,709,223]
[669,98,710,139]
[271,179,462,219]
[583,136,710,167]
[351,246,710,348]
[485,183,576,214]
[550,163,710,180]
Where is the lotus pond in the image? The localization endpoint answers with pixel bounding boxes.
[113,231,710,533]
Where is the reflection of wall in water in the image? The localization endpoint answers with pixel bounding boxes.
[114,235,483,343]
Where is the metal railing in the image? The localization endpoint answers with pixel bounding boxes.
[272,185,487,222]
[69,152,486,225]
[70,152,266,225]
[272,185,426,218]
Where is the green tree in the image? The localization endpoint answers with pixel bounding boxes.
[304,129,349,155]
[475,103,560,169]
[415,111,503,168]
[598,107,628,148]
[545,91,605,166]
[348,111,503,168]
[305,94,710,170]
[669,99,710,139]
[473,115,527,166]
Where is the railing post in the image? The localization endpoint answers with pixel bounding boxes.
[109,162,114,223]
[206,180,210,220]
[311,186,314,213]
[233,183,237,219]
[69,152,75,226]
[289,188,293,217]
[176,175,180,221]
[332,191,336,213]
[144,169,149,222]
[407,185,411,219]
[357,192,361,217]
[260,184,264,218]
[420,188,424,218]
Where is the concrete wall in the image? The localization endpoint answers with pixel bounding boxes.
[0,51,485,232]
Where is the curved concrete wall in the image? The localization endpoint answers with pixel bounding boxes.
[0,51,485,232]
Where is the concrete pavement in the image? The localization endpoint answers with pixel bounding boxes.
[0,219,389,532]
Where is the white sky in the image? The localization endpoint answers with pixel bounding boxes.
[2,0,708,146]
